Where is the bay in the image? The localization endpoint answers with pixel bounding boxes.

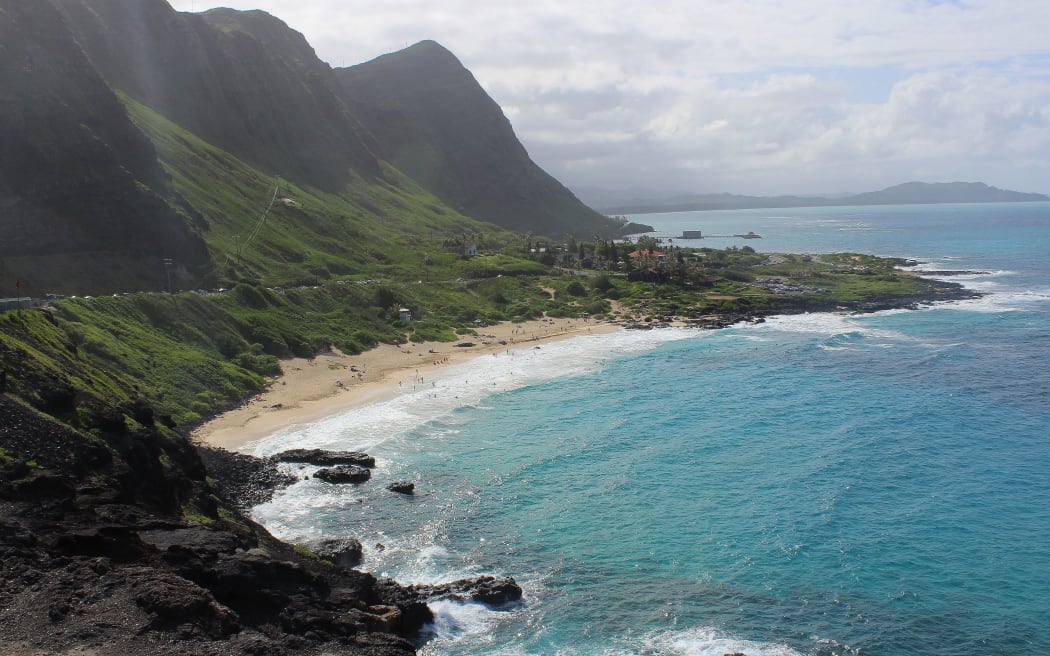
[249,202,1050,655]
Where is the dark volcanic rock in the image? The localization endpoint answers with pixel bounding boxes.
[315,465,372,484]
[313,538,364,568]
[133,573,241,637]
[0,394,431,655]
[386,482,415,495]
[197,445,297,509]
[275,449,376,468]
[410,576,523,606]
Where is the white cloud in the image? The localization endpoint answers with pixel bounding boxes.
[167,0,1050,194]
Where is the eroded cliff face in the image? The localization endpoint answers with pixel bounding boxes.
[53,0,381,192]
[0,0,209,295]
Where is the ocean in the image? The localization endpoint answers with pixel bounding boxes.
[246,202,1050,656]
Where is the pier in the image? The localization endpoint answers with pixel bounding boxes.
[677,230,761,240]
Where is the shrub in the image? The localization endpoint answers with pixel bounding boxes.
[584,300,609,315]
[249,323,286,355]
[590,275,614,293]
[234,283,268,309]
[232,352,281,377]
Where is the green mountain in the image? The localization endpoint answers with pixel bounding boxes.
[1,1,633,296]
[0,0,210,294]
[52,0,380,193]
[334,40,625,238]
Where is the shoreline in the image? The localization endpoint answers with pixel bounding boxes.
[191,275,978,453]
[191,316,621,451]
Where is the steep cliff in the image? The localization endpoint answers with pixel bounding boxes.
[336,40,623,238]
[53,0,380,192]
[0,0,209,294]
[2,1,626,294]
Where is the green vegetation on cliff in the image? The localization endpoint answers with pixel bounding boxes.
[123,96,510,289]
[2,241,972,431]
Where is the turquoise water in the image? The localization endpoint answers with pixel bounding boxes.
[249,203,1050,655]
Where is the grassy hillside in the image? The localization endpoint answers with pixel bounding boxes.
[2,239,970,432]
[124,96,520,289]
[0,269,611,427]
[4,2,637,297]
[1,4,973,444]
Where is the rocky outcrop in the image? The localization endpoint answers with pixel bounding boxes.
[133,573,242,638]
[198,448,383,507]
[0,395,430,655]
[369,576,522,623]
[313,538,364,568]
[409,576,523,607]
[197,445,298,510]
[386,482,415,495]
[315,465,372,484]
[275,449,376,468]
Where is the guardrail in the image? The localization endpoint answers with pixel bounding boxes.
[0,297,49,312]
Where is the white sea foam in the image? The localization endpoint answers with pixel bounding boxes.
[421,600,500,644]
[245,328,696,458]
[433,624,810,656]
[417,619,810,656]
[935,289,1050,313]
[638,626,805,656]
[740,311,906,342]
[894,258,1050,313]
[249,472,368,543]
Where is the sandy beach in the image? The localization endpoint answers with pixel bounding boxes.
[191,316,621,451]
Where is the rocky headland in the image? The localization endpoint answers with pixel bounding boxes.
[0,395,520,656]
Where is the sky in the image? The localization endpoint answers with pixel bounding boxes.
[167,0,1050,196]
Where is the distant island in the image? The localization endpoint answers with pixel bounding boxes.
[582,181,1050,215]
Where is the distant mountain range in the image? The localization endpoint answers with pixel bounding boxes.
[580,182,1050,215]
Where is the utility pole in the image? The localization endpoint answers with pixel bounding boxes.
[163,258,174,294]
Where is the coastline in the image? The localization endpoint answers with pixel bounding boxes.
[191,272,978,454]
[192,316,621,451]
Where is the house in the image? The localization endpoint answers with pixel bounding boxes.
[627,249,668,263]
[398,308,413,322]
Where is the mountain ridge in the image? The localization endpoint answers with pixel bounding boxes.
[52,0,382,192]
[2,1,633,294]
[335,40,620,237]
[582,181,1050,215]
